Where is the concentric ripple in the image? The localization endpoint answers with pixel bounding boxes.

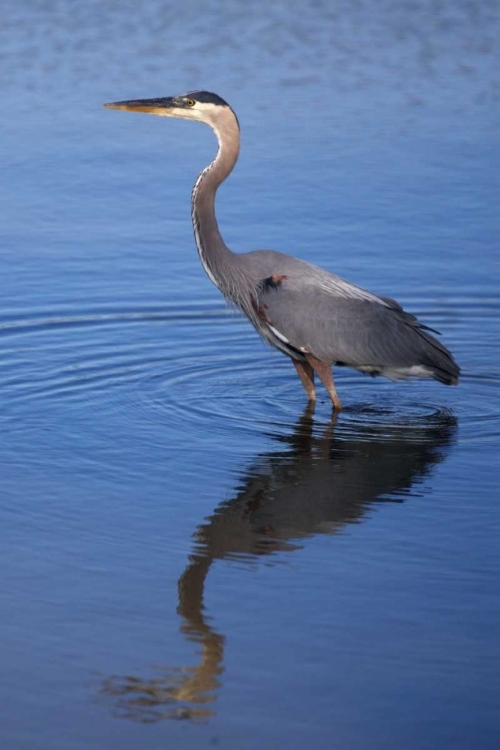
[1,295,499,450]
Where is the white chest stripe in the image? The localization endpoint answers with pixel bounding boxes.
[267,323,309,353]
[267,323,289,343]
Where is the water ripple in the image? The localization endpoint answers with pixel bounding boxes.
[1,295,498,450]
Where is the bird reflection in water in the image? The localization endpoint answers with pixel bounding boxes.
[101,406,456,722]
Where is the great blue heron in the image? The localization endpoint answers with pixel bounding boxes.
[104,90,460,409]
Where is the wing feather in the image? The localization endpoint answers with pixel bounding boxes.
[255,273,458,379]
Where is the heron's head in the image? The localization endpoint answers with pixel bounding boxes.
[104,90,237,130]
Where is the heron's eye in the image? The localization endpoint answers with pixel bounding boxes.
[185,98,196,107]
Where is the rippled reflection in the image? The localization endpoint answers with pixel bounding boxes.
[101,407,456,721]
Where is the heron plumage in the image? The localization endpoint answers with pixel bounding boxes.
[104,89,460,407]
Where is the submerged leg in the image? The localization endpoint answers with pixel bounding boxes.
[306,354,342,410]
[292,359,316,401]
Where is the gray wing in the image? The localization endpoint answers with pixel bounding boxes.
[253,264,459,384]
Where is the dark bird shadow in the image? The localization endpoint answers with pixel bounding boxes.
[100,406,457,722]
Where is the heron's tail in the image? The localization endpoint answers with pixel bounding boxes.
[418,330,460,386]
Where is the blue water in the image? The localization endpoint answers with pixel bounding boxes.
[1,2,499,748]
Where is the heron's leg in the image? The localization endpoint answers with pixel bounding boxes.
[292,359,316,402]
[306,354,342,410]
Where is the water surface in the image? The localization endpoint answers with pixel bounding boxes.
[1,1,499,749]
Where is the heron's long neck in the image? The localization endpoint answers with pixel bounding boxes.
[191,114,240,293]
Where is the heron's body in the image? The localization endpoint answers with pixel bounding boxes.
[105,90,460,408]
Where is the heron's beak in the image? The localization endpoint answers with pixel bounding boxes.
[103,97,178,116]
